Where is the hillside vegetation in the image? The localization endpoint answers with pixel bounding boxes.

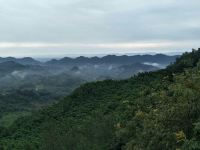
[0,50,199,150]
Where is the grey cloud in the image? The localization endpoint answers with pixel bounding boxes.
[0,0,199,56]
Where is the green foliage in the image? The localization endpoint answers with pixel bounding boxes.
[1,49,200,149]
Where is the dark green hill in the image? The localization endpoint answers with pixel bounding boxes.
[0,49,200,150]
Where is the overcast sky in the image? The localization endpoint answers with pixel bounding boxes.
[0,0,199,57]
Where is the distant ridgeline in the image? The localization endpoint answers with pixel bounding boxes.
[0,54,178,80]
[45,54,178,66]
[0,49,200,149]
[0,54,178,66]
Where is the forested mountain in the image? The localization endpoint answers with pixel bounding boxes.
[0,49,199,150]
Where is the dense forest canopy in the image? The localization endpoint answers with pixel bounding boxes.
[1,50,200,149]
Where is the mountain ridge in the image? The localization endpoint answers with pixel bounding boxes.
[46,54,179,65]
[0,54,179,67]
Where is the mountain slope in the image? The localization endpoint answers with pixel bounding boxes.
[0,49,200,150]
